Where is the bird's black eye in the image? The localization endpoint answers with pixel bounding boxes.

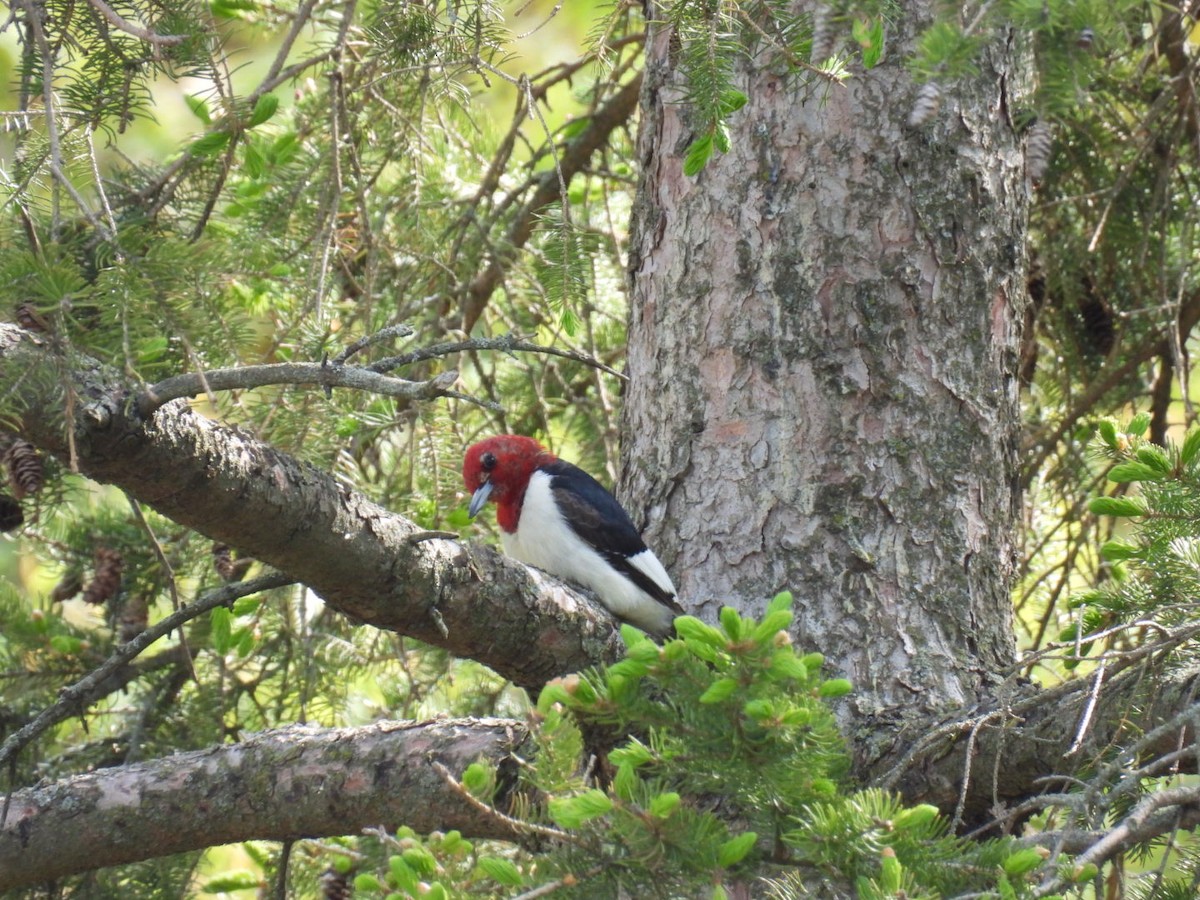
[481,452,497,472]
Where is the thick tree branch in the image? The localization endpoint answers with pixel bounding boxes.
[0,325,625,689]
[0,718,530,891]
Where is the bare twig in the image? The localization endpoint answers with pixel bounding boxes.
[137,363,460,416]
[83,0,186,44]
[429,760,574,843]
[332,325,415,365]
[371,334,627,382]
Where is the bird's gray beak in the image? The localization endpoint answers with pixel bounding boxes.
[468,480,493,518]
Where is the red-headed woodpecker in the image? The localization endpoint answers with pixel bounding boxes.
[462,435,683,636]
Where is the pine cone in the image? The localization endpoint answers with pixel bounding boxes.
[118,594,149,643]
[51,570,83,602]
[5,439,43,499]
[0,493,21,533]
[1026,120,1055,187]
[14,303,51,334]
[82,547,124,605]
[319,868,352,900]
[212,543,252,582]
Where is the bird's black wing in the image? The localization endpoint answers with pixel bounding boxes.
[544,459,680,609]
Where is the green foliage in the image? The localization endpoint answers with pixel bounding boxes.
[1071,419,1200,636]
[343,594,1034,897]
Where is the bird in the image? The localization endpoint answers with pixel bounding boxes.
[462,435,684,636]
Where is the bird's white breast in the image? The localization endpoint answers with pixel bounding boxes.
[502,470,677,634]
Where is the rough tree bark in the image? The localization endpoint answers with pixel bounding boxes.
[0,719,528,890]
[622,0,1028,764]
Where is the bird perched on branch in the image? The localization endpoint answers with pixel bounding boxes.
[462,435,683,637]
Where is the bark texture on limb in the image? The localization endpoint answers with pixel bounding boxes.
[0,325,623,689]
[0,719,529,891]
[622,1,1028,737]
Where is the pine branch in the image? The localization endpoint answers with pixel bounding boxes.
[0,718,530,890]
[0,572,294,777]
[0,323,627,689]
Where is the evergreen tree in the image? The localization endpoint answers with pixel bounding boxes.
[0,0,1199,896]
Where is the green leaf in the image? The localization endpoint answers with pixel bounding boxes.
[1096,418,1119,449]
[210,0,259,16]
[714,123,730,154]
[191,131,232,157]
[461,762,494,798]
[768,590,794,613]
[606,658,650,680]
[879,847,902,892]
[751,609,794,642]
[853,18,885,68]
[548,789,612,829]
[243,141,266,179]
[1087,496,1146,517]
[625,639,661,664]
[717,831,757,867]
[536,681,572,712]
[818,678,853,698]
[353,873,383,892]
[185,94,212,124]
[674,616,726,647]
[609,740,652,767]
[1126,412,1151,436]
[1181,428,1200,464]
[388,855,418,892]
[202,873,263,892]
[402,846,436,875]
[719,606,744,640]
[561,116,590,139]
[719,90,748,115]
[1135,444,1172,473]
[1107,462,1162,483]
[620,622,649,647]
[476,857,523,886]
[1002,847,1045,877]
[234,626,255,658]
[800,652,825,671]
[210,606,232,654]
[1071,862,1098,882]
[613,762,639,801]
[247,94,279,128]
[649,791,680,818]
[743,698,774,720]
[770,650,810,681]
[49,635,83,655]
[892,804,939,832]
[700,676,740,704]
[684,134,714,176]
[137,335,169,364]
[1100,540,1139,561]
[231,596,260,616]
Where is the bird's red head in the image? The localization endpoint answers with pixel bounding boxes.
[462,435,556,532]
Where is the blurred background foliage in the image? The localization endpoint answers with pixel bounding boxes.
[1,0,1200,894]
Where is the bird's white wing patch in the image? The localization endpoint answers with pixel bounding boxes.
[626,548,677,598]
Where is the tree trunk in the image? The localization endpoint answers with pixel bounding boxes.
[622,1,1029,744]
